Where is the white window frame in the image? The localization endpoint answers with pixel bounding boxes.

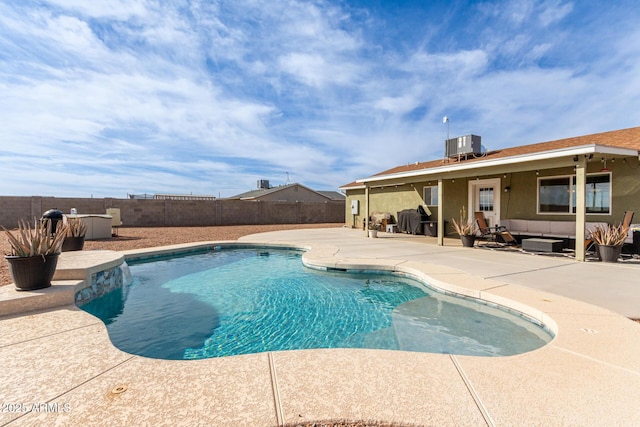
[423,185,438,206]
[537,172,612,215]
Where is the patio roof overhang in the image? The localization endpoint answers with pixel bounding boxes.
[356,144,639,186]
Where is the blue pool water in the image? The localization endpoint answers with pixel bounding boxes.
[80,248,553,359]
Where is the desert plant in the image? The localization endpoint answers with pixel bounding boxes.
[451,206,477,236]
[2,218,69,257]
[589,223,627,246]
[65,217,87,238]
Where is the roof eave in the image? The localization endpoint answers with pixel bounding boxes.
[357,144,638,184]
[339,184,366,190]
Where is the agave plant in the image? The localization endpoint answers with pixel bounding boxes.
[589,223,627,246]
[65,217,87,238]
[2,218,70,257]
[451,206,477,236]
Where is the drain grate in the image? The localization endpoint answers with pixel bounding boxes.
[111,385,128,394]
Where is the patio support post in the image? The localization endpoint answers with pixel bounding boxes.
[365,184,370,236]
[575,158,587,261]
[437,178,444,246]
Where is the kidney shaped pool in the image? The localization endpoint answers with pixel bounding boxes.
[79,247,553,360]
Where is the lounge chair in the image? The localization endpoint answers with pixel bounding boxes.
[475,212,517,246]
[621,211,635,256]
[621,210,635,235]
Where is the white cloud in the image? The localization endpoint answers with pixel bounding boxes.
[278,52,360,87]
[42,0,149,21]
[538,0,573,26]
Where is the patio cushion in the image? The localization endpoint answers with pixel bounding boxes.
[547,221,575,237]
[527,221,551,235]
[504,219,528,234]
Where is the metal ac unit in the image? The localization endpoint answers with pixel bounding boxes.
[445,135,482,158]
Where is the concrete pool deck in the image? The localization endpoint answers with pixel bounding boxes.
[1,227,639,426]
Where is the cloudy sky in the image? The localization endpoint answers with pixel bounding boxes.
[1,0,639,198]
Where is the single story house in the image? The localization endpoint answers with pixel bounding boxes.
[340,126,640,261]
[230,182,345,203]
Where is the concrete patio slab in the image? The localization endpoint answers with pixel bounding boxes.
[272,349,486,426]
[455,348,640,425]
[14,355,278,427]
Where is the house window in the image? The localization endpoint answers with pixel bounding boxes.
[580,174,611,214]
[478,187,494,211]
[538,173,611,214]
[423,185,438,206]
[539,177,571,213]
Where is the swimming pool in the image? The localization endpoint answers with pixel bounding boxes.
[80,247,553,359]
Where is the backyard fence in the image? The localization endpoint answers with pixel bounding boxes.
[0,196,345,228]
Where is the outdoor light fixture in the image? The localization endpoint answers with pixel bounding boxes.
[504,186,511,193]
[573,155,579,162]
[536,170,540,175]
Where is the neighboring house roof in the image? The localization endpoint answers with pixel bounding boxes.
[230,183,337,200]
[317,191,346,200]
[153,194,216,200]
[340,126,640,188]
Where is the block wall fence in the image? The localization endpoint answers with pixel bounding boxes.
[0,196,345,228]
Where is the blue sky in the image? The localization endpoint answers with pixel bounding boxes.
[1,0,639,198]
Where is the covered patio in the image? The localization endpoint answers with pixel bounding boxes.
[343,127,640,262]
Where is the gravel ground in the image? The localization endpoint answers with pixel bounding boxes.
[0,223,342,287]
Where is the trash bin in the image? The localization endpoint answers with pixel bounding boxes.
[633,230,640,255]
[41,209,64,235]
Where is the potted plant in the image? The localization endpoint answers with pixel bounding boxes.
[61,217,87,251]
[368,221,379,238]
[451,206,477,247]
[590,223,627,262]
[2,218,69,290]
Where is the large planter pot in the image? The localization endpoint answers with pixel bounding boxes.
[5,254,59,291]
[62,236,85,252]
[460,235,476,247]
[596,244,623,263]
[368,230,378,238]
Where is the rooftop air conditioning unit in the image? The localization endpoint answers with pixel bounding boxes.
[445,135,482,158]
[257,179,270,189]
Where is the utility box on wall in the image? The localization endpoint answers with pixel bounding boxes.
[350,199,359,215]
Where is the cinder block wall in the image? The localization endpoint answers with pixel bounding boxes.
[0,197,345,228]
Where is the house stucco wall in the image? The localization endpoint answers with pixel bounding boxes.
[502,161,639,222]
[345,181,465,234]
[345,154,640,233]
